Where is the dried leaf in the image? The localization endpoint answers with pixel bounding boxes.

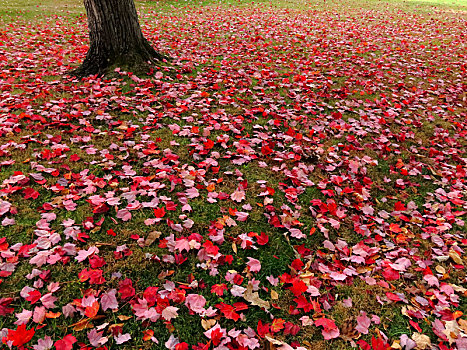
[144,231,161,247]
[340,318,359,341]
[244,284,270,309]
[71,318,94,332]
[201,319,217,330]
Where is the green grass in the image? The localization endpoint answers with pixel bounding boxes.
[1,0,466,19]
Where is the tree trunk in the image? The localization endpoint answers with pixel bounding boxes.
[72,0,164,77]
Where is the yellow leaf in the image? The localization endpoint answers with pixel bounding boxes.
[411,333,431,349]
[458,319,467,333]
[449,249,463,265]
[201,319,217,330]
[117,315,132,321]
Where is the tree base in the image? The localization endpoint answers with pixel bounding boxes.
[70,40,167,78]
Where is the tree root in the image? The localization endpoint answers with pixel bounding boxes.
[69,40,169,78]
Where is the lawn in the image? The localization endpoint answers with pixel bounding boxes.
[0,0,466,349]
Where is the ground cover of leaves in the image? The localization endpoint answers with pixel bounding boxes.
[0,0,466,349]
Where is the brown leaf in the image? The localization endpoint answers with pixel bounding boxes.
[158,270,175,280]
[340,318,359,341]
[71,318,94,331]
[144,231,161,247]
[109,323,124,332]
[244,284,270,309]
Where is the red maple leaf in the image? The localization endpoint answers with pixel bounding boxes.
[371,337,391,350]
[291,259,304,271]
[394,201,406,211]
[0,237,9,251]
[118,278,136,299]
[211,328,223,346]
[69,154,80,162]
[55,334,77,350]
[211,284,227,296]
[203,139,214,150]
[233,302,248,311]
[257,320,270,338]
[6,324,35,347]
[0,297,14,315]
[216,303,240,321]
[203,240,219,256]
[283,322,300,336]
[89,255,106,268]
[389,223,402,233]
[381,267,399,281]
[175,342,189,350]
[386,292,402,302]
[26,290,42,304]
[288,278,307,296]
[256,232,269,245]
[78,268,105,285]
[294,294,313,312]
[23,187,40,200]
[154,207,166,218]
[107,229,117,236]
[261,145,273,155]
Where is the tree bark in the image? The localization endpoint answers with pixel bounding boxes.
[72,0,164,77]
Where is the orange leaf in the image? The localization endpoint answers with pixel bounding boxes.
[71,318,94,331]
[271,318,285,333]
[389,223,402,233]
[143,329,154,341]
[84,301,99,318]
[45,311,61,319]
[117,315,132,321]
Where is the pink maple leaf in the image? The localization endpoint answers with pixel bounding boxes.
[231,189,246,203]
[33,336,54,350]
[101,289,118,311]
[115,333,131,344]
[14,309,32,325]
[87,329,108,347]
[161,306,179,321]
[355,311,371,334]
[40,293,57,309]
[246,257,261,272]
[185,294,207,314]
[315,318,340,340]
[116,209,131,221]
